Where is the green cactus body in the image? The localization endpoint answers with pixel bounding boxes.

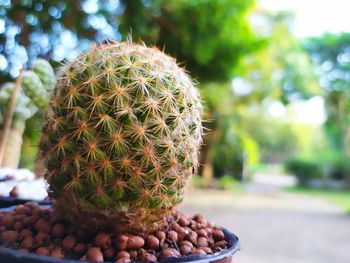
[21,71,49,111]
[39,41,202,231]
[32,58,57,91]
[0,82,37,122]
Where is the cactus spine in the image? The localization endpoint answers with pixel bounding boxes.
[39,41,202,231]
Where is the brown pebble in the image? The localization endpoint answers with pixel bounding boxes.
[146,235,159,249]
[31,207,44,217]
[196,228,208,238]
[197,237,208,247]
[51,247,64,258]
[52,223,66,238]
[128,250,138,259]
[23,216,38,227]
[185,230,197,245]
[114,234,127,250]
[19,229,32,238]
[86,247,104,262]
[1,215,14,228]
[177,227,187,240]
[116,251,130,259]
[13,221,23,231]
[94,232,111,249]
[170,221,181,231]
[155,230,166,242]
[212,228,225,241]
[14,205,31,216]
[167,230,178,242]
[17,248,28,253]
[1,230,18,244]
[180,245,192,255]
[13,214,26,222]
[193,213,204,221]
[0,226,6,234]
[189,220,198,230]
[63,235,77,250]
[9,186,19,197]
[103,248,115,260]
[179,240,193,249]
[214,240,227,249]
[178,216,189,227]
[35,231,48,245]
[73,243,86,256]
[35,218,51,234]
[36,247,49,256]
[159,248,180,260]
[197,218,208,228]
[21,236,34,249]
[206,227,213,235]
[24,201,39,209]
[126,235,144,249]
[140,252,157,262]
[115,258,131,263]
[192,248,206,255]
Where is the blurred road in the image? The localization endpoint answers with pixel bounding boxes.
[181,174,350,263]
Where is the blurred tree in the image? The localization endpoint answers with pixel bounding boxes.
[235,10,320,104]
[0,0,121,79]
[304,33,350,157]
[119,0,260,81]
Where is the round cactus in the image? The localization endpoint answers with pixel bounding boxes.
[39,41,202,231]
[21,71,49,111]
[0,82,37,123]
[31,58,57,91]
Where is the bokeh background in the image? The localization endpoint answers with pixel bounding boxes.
[1,0,350,262]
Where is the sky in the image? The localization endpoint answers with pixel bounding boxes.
[258,0,350,125]
[260,0,350,37]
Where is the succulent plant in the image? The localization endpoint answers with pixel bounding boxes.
[39,41,202,231]
[0,58,56,168]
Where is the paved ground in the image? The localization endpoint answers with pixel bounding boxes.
[181,175,350,263]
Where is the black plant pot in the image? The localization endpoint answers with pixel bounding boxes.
[0,206,240,263]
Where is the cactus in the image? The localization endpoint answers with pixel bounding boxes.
[39,41,203,231]
[32,58,57,91]
[0,58,55,168]
[0,82,37,123]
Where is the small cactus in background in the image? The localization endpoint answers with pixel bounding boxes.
[0,59,55,168]
[39,41,202,231]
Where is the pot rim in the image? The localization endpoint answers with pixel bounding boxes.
[0,206,240,263]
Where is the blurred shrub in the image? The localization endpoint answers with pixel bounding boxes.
[212,115,259,180]
[191,174,207,189]
[217,175,238,190]
[285,158,322,186]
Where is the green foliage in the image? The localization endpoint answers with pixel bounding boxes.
[0,0,121,79]
[304,33,350,156]
[286,186,350,214]
[119,0,261,82]
[213,117,259,180]
[285,158,322,186]
[217,175,238,190]
[236,10,320,103]
[39,41,203,229]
